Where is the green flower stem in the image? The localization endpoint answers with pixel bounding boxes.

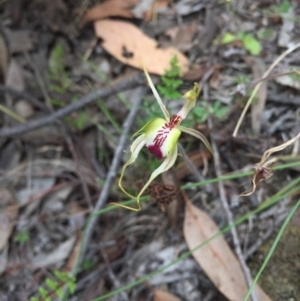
[243,198,300,301]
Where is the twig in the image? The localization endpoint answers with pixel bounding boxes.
[62,87,145,301]
[208,117,259,301]
[0,73,143,138]
[0,85,51,113]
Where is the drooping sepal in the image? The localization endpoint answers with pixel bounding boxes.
[178,125,213,155]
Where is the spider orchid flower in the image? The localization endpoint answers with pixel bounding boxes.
[111,67,213,211]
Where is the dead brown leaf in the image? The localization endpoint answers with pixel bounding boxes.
[166,23,197,52]
[0,189,18,251]
[245,57,267,134]
[154,289,182,301]
[162,171,181,230]
[94,20,188,75]
[79,0,139,27]
[183,199,272,301]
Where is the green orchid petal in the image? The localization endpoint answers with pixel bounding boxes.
[112,134,146,209]
[143,64,170,122]
[178,125,213,155]
[177,83,201,120]
[135,144,178,208]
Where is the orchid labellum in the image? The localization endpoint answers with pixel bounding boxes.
[111,67,213,211]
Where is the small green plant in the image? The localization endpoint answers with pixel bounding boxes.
[233,75,251,85]
[268,0,292,16]
[257,28,275,40]
[191,101,229,124]
[30,270,76,301]
[157,55,183,100]
[48,43,72,93]
[14,230,30,244]
[221,32,262,56]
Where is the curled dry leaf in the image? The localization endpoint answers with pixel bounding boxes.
[79,0,139,27]
[241,132,300,196]
[94,20,188,75]
[154,289,182,301]
[0,188,18,251]
[183,199,272,301]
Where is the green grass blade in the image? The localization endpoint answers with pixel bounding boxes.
[243,198,300,301]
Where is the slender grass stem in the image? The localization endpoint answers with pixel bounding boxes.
[243,198,300,301]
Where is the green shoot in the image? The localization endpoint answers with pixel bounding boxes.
[48,43,72,93]
[157,55,183,100]
[221,32,262,56]
[30,270,76,301]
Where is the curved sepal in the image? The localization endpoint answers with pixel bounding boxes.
[178,125,213,155]
[111,134,146,211]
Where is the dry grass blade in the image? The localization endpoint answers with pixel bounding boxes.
[233,41,300,137]
[183,200,272,301]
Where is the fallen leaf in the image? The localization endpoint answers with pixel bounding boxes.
[162,171,181,230]
[166,23,197,51]
[154,290,182,301]
[94,20,188,75]
[32,235,76,267]
[5,59,25,91]
[79,0,139,27]
[0,189,18,251]
[182,64,206,81]
[183,199,272,301]
[245,57,267,134]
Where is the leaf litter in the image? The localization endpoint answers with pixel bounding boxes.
[1,0,300,300]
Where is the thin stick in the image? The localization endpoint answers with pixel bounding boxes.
[233,41,300,137]
[209,116,259,301]
[61,87,145,301]
[0,73,143,138]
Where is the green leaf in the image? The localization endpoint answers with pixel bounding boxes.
[279,0,291,13]
[74,112,88,130]
[30,297,39,301]
[221,33,237,45]
[56,287,63,299]
[241,34,262,55]
[54,270,69,282]
[14,230,30,244]
[38,287,48,298]
[68,281,76,295]
[45,278,58,291]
